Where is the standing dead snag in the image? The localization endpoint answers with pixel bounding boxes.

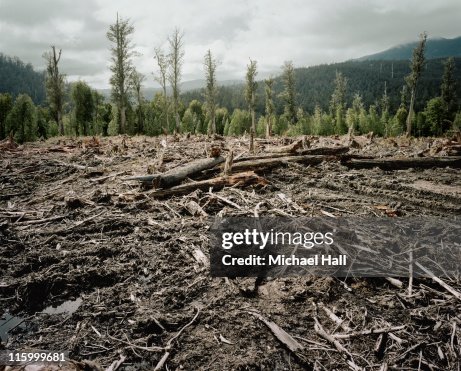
[405,32,427,137]
[43,46,65,135]
[168,28,185,134]
[204,49,218,134]
[107,13,135,134]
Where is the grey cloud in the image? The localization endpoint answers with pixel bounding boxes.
[0,0,459,88]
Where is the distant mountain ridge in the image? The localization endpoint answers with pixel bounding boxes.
[356,36,461,61]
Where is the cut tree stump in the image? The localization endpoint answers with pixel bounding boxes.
[146,171,267,197]
[125,156,225,188]
[342,156,461,170]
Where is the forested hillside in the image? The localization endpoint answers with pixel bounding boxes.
[357,36,461,61]
[183,57,461,115]
[1,29,460,143]
[0,53,46,105]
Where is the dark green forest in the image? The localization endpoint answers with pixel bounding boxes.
[0,53,46,105]
[1,30,460,143]
[183,58,461,116]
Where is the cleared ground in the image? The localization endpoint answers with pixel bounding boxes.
[1,134,460,370]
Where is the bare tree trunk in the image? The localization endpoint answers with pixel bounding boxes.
[212,113,216,134]
[175,110,180,134]
[57,110,64,136]
[163,88,169,133]
[120,105,126,134]
[251,91,256,134]
[406,88,416,137]
[266,115,271,138]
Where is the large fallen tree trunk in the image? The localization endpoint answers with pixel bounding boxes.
[125,156,225,187]
[297,146,349,156]
[342,156,461,170]
[146,171,267,197]
[235,146,349,162]
[228,155,336,172]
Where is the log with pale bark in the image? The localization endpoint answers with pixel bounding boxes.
[125,156,225,187]
[228,155,336,172]
[235,145,349,162]
[297,146,349,156]
[342,156,461,170]
[146,171,268,197]
[265,138,303,154]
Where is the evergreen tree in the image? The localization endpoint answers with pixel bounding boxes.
[346,93,363,135]
[440,57,457,123]
[43,46,65,135]
[154,47,170,133]
[245,59,258,135]
[0,93,13,139]
[424,97,446,135]
[71,81,95,136]
[264,77,275,137]
[215,107,228,135]
[330,71,347,114]
[130,70,145,134]
[381,83,390,136]
[405,32,427,136]
[5,94,36,143]
[107,13,135,134]
[280,61,296,124]
[204,49,218,134]
[167,28,185,134]
[330,71,347,134]
[228,108,250,136]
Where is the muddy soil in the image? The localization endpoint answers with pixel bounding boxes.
[1,135,460,370]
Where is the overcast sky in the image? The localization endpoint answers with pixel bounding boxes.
[0,0,460,89]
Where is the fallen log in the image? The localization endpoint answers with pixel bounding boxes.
[229,155,336,172]
[125,156,225,187]
[342,156,461,170]
[146,171,267,197]
[235,146,348,162]
[265,138,303,154]
[297,146,349,156]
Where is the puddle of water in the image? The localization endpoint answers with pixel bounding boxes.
[42,297,83,315]
[0,313,25,343]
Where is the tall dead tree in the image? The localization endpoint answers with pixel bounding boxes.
[264,77,275,138]
[281,61,296,125]
[204,49,218,134]
[168,28,184,134]
[405,32,427,137]
[245,58,258,135]
[107,13,135,134]
[130,69,145,134]
[154,46,169,133]
[43,46,65,135]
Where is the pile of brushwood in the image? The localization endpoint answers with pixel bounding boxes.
[0,133,460,370]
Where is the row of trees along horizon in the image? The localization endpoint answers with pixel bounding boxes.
[0,16,460,144]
